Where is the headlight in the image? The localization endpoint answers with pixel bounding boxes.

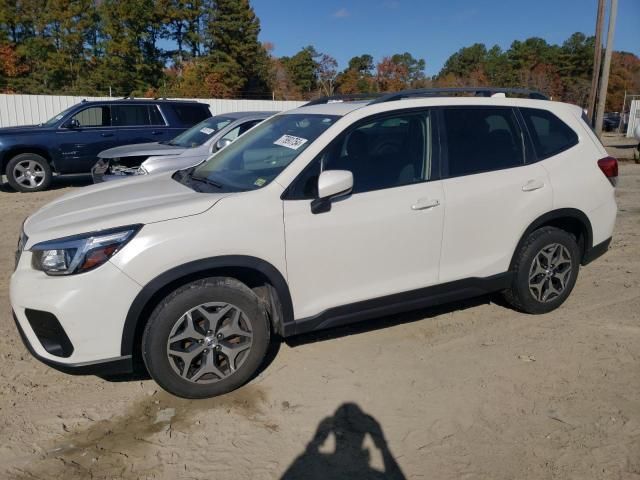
[31,225,141,275]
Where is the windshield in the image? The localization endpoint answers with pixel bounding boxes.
[187,113,339,192]
[169,116,234,147]
[42,106,75,126]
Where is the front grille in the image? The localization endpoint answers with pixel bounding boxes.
[24,309,74,358]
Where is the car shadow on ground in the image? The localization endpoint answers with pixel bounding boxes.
[281,402,406,479]
[100,295,499,385]
[0,174,93,192]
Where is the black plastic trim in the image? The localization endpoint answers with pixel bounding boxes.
[14,312,133,376]
[285,272,513,337]
[24,308,74,357]
[121,255,294,356]
[582,237,611,265]
[510,208,594,269]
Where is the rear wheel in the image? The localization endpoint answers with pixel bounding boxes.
[6,153,52,192]
[504,227,580,314]
[142,277,270,399]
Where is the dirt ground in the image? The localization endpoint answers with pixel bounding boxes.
[0,165,639,480]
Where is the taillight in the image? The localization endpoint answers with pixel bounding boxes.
[597,156,618,187]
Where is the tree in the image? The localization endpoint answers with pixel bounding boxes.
[206,0,268,96]
[376,56,410,92]
[282,46,318,96]
[316,53,337,96]
[390,52,426,86]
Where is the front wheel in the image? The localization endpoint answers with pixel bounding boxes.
[6,153,52,192]
[503,227,580,314]
[142,277,270,399]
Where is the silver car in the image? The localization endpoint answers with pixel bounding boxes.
[92,111,276,182]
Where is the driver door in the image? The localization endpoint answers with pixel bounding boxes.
[282,109,445,320]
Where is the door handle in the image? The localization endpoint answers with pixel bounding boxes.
[411,199,440,210]
[151,131,164,135]
[522,179,545,192]
[100,133,114,137]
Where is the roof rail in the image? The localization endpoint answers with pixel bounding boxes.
[304,93,384,106]
[369,87,548,104]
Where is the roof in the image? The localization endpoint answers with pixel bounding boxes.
[218,110,278,119]
[290,101,370,116]
[76,99,207,106]
[287,87,576,118]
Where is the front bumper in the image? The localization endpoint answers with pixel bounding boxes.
[13,312,133,376]
[10,251,143,372]
[92,158,143,184]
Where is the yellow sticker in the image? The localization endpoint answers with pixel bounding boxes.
[254,178,266,187]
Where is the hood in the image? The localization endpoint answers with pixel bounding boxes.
[99,142,187,159]
[0,124,51,134]
[143,152,208,175]
[24,171,230,245]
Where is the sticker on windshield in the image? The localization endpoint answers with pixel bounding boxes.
[254,178,266,187]
[200,127,215,135]
[273,134,308,150]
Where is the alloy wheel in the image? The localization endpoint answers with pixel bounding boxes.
[13,160,46,189]
[528,243,573,303]
[166,302,253,384]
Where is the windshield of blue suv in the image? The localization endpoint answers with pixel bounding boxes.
[42,106,75,126]
[184,113,339,192]
[168,116,234,147]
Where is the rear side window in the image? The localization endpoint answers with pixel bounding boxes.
[442,107,524,177]
[112,105,151,126]
[149,106,166,125]
[520,108,578,159]
[171,104,211,125]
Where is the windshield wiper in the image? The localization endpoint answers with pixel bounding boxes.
[191,175,223,189]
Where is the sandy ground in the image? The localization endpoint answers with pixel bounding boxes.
[0,165,639,480]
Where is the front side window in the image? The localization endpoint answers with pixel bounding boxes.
[188,114,339,192]
[442,107,524,177]
[169,116,234,147]
[288,111,432,199]
[70,106,111,127]
[112,105,151,126]
[520,108,578,159]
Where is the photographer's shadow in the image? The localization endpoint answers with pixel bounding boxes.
[281,403,406,480]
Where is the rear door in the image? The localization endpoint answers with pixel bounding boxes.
[438,106,552,283]
[55,105,118,173]
[112,104,172,145]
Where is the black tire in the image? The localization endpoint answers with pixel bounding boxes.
[503,226,580,314]
[6,153,52,192]
[142,277,270,399]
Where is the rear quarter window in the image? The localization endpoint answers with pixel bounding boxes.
[171,104,211,126]
[520,108,578,159]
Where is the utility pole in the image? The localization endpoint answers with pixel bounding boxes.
[595,0,618,137]
[587,0,605,123]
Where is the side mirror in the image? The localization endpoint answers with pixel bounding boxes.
[215,138,233,151]
[66,118,80,129]
[311,170,353,214]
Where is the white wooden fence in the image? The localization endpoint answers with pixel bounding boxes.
[0,94,305,127]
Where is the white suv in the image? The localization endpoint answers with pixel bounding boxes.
[11,88,618,398]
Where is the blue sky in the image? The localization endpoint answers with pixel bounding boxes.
[252,0,640,76]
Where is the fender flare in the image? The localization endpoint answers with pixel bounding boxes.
[509,208,593,270]
[120,255,294,357]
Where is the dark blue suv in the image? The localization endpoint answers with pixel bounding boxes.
[0,99,211,192]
